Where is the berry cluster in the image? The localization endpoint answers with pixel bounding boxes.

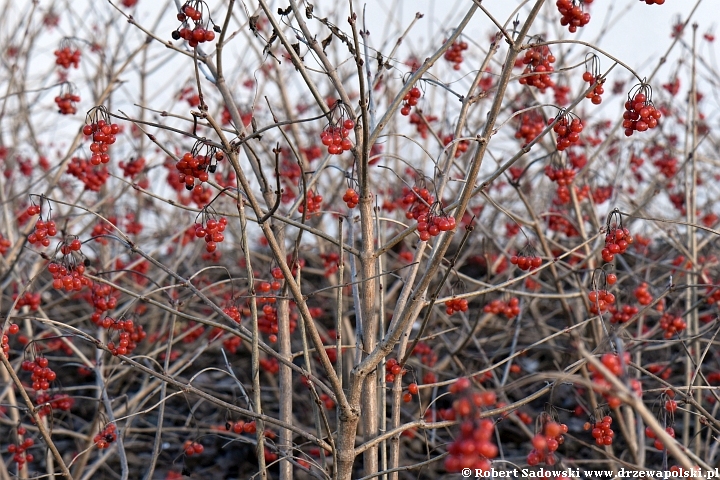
[510,253,543,271]
[183,440,205,456]
[515,110,546,145]
[416,212,456,242]
[226,419,258,434]
[519,44,556,92]
[54,45,81,69]
[82,109,119,166]
[319,252,340,276]
[527,421,568,466]
[544,163,576,204]
[36,392,74,417]
[444,379,498,473]
[444,297,469,315]
[106,318,146,356]
[47,238,91,292]
[15,292,41,310]
[400,86,422,116]
[646,425,675,451]
[622,87,661,137]
[401,186,435,224]
[7,432,34,468]
[483,298,520,319]
[194,216,227,253]
[28,219,58,247]
[94,423,117,449]
[384,358,406,383]
[21,356,56,392]
[442,134,470,158]
[552,113,583,151]
[602,227,633,262]
[659,313,687,339]
[68,157,109,191]
[2,323,19,355]
[588,289,615,315]
[87,283,120,322]
[582,71,605,104]
[320,120,354,155]
[443,41,468,70]
[342,188,359,208]
[585,415,614,446]
[640,0,665,4]
[609,304,639,324]
[634,282,653,305]
[176,145,224,191]
[172,1,218,47]
[556,0,592,33]
[299,190,323,214]
[402,382,419,403]
[588,352,640,409]
[408,111,436,138]
[55,92,80,115]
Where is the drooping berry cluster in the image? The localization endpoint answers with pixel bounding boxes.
[15,291,41,310]
[416,211,456,242]
[622,85,662,137]
[54,43,81,69]
[527,420,568,466]
[36,392,74,417]
[519,43,556,92]
[226,419,258,435]
[320,120,354,155]
[82,107,119,165]
[55,92,80,115]
[172,1,219,47]
[640,0,665,4]
[67,157,109,191]
[588,352,641,409]
[510,252,543,271]
[47,237,91,291]
[442,133,470,158]
[400,86,422,116]
[444,297,469,315]
[194,215,227,253]
[401,185,435,224]
[24,201,58,248]
[183,440,205,456]
[402,382,419,403]
[659,313,687,339]
[319,252,340,276]
[342,187,359,208]
[515,110,546,145]
[320,104,355,154]
[2,323,19,355]
[483,297,520,319]
[646,425,675,451]
[610,304,639,324]
[176,142,225,191]
[384,358,406,383]
[299,190,323,214]
[94,423,117,449]
[21,356,57,392]
[602,211,633,262]
[634,282,653,305]
[588,289,615,315]
[582,54,604,104]
[443,40,468,70]
[7,430,34,468]
[584,415,614,447]
[444,378,498,473]
[556,0,592,33]
[544,161,576,204]
[552,112,583,151]
[105,318,146,356]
